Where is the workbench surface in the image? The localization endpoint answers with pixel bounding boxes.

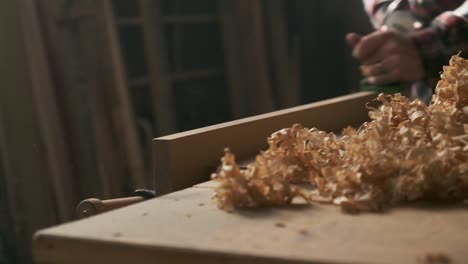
[34,181,468,264]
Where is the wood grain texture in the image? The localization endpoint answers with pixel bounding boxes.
[39,0,104,200]
[153,92,376,195]
[78,8,125,199]
[139,0,177,135]
[0,100,17,263]
[217,0,249,119]
[236,0,275,114]
[101,0,146,189]
[266,0,301,108]
[34,185,468,264]
[0,1,60,261]
[18,0,76,221]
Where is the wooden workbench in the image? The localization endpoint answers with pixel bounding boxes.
[34,180,468,264]
[33,92,468,263]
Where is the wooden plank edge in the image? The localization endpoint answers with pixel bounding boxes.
[33,232,330,264]
[157,91,375,140]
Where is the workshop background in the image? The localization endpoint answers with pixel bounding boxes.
[0,0,372,263]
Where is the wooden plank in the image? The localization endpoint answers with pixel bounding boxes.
[169,68,224,81]
[174,21,183,72]
[0,103,19,263]
[217,0,249,118]
[139,0,177,135]
[153,92,376,195]
[34,184,468,264]
[161,15,218,24]
[266,0,301,108]
[0,1,59,262]
[236,0,275,114]
[173,0,183,72]
[116,17,143,26]
[39,0,104,200]
[78,4,128,199]
[128,77,151,87]
[18,0,76,221]
[100,0,147,188]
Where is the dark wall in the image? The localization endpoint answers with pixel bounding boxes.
[287,0,373,103]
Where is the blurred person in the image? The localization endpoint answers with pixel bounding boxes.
[346,0,468,101]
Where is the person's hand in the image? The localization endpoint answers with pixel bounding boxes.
[346,31,425,85]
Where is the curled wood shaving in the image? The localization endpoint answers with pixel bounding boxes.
[212,148,311,212]
[212,55,468,212]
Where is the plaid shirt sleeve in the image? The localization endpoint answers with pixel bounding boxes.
[411,6,468,81]
[362,0,468,81]
[362,0,394,28]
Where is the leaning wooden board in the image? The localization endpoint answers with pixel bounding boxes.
[34,182,468,264]
[34,91,468,263]
[153,92,376,195]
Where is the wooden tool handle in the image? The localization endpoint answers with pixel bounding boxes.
[76,196,145,218]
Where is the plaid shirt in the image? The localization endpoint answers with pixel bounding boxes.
[363,0,468,82]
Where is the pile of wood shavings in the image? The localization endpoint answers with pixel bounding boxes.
[212,55,468,213]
